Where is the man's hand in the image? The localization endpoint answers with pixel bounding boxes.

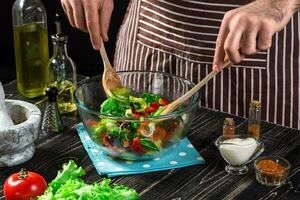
[61,0,114,49]
[213,0,298,71]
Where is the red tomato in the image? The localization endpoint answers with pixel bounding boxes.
[152,126,167,141]
[86,119,98,127]
[159,98,169,106]
[132,111,142,118]
[150,102,160,109]
[4,169,47,200]
[131,137,145,154]
[99,134,111,147]
[145,106,157,113]
[132,111,149,118]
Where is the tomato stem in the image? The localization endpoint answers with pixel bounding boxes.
[18,168,28,179]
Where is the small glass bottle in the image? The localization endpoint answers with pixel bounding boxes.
[223,118,235,137]
[47,14,77,114]
[12,0,49,98]
[248,100,261,139]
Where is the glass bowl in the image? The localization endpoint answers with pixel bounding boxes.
[74,71,200,160]
[215,135,264,175]
[254,156,290,186]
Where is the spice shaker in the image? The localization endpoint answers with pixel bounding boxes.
[12,0,49,98]
[47,13,77,114]
[223,118,235,137]
[248,100,261,139]
[41,86,63,135]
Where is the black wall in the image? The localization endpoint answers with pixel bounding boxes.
[0,0,129,83]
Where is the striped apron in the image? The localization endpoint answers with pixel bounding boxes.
[114,0,300,129]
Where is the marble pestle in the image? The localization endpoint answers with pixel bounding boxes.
[0,82,14,128]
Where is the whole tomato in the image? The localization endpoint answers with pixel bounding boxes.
[4,168,47,200]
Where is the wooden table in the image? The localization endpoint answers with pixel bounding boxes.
[1,77,300,200]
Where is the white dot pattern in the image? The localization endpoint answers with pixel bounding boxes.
[170,161,178,165]
[78,123,205,176]
[85,136,91,141]
[143,164,151,168]
[179,152,186,157]
[91,149,99,153]
[98,161,106,166]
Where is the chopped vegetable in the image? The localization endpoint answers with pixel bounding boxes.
[90,88,183,157]
[38,160,138,200]
[129,96,147,112]
[111,87,130,102]
[140,93,160,104]
[140,138,160,151]
[101,98,130,116]
[159,98,169,106]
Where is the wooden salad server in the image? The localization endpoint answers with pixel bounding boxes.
[160,59,232,115]
[100,41,122,97]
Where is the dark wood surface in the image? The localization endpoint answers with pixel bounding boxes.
[1,77,300,200]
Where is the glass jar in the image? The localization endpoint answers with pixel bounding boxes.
[248,100,261,139]
[223,117,235,137]
[12,0,49,98]
[47,33,77,114]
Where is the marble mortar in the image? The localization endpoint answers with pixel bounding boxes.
[0,100,41,167]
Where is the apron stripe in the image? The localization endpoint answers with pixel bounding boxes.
[114,0,300,129]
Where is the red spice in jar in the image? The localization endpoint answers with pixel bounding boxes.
[256,159,286,183]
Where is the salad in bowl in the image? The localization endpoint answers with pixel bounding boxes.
[74,71,200,160]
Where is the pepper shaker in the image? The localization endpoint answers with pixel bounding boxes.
[41,86,63,135]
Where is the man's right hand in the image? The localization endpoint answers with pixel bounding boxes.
[61,0,114,49]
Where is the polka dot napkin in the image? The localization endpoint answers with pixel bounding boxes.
[76,123,205,177]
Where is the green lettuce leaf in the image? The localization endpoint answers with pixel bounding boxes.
[100,98,130,116]
[38,160,139,200]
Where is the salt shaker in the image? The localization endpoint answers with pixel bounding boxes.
[41,86,63,134]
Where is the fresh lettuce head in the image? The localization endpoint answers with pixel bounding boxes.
[38,160,139,200]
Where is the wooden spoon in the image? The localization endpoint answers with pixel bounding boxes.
[99,41,122,97]
[160,59,232,115]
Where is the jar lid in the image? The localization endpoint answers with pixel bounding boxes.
[250,100,261,108]
[224,117,234,126]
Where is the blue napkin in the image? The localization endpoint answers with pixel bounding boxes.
[76,123,205,177]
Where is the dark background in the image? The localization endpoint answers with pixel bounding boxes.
[0,0,129,84]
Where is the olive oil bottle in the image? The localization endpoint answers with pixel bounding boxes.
[48,14,77,114]
[12,0,49,98]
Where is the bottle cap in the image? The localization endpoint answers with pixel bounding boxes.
[224,118,234,126]
[250,100,261,109]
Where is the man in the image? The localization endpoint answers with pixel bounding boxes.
[61,0,300,129]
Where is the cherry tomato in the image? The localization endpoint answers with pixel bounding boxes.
[152,126,167,141]
[132,111,149,118]
[150,102,160,109]
[159,98,169,106]
[131,137,145,154]
[4,169,47,200]
[145,106,157,113]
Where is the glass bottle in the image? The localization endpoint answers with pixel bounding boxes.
[223,118,235,137]
[47,15,77,114]
[12,0,49,98]
[248,100,261,139]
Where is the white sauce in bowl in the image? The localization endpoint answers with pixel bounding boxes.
[219,137,257,166]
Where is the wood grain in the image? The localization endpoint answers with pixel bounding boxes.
[0,76,299,200]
